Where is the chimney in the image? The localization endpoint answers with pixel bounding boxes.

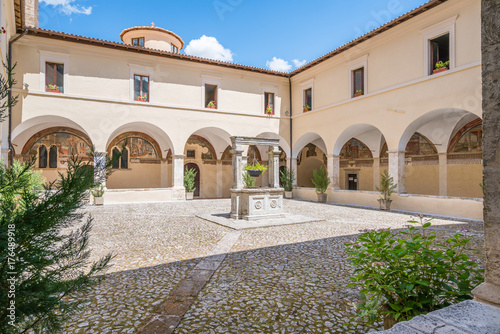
[22,0,39,28]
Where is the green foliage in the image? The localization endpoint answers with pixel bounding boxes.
[243,171,256,188]
[0,59,19,122]
[376,170,397,201]
[280,167,295,191]
[344,217,484,325]
[311,166,330,194]
[0,155,115,333]
[184,167,197,193]
[91,184,105,197]
[244,161,268,173]
[435,60,450,69]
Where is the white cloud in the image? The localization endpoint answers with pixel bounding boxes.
[40,0,92,15]
[266,57,292,72]
[293,59,307,68]
[184,35,233,62]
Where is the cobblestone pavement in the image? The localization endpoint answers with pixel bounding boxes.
[63,199,484,333]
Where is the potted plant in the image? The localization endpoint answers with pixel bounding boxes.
[376,170,397,210]
[303,104,311,112]
[243,171,256,188]
[353,89,363,97]
[207,100,216,109]
[136,93,148,102]
[244,160,268,178]
[280,167,295,199]
[184,167,197,200]
[265,104,274,115]
[432,60,450,74]
[311,166,330,203]
[47,83,60,93]
[91,185,105,206]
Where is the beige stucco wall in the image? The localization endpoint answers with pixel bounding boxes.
[339,167,374,191]
[405,165,440,196]
[107,162,162,189]
[448,163,482,198]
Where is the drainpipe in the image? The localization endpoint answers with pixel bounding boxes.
[7,29,28,166]
[288,75,293,170]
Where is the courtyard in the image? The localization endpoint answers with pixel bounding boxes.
[62,199,484,334]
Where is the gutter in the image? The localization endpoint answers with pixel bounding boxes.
[288,75,293,170]
[7,29,28,166]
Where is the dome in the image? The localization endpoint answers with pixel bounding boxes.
[120,24,184,53]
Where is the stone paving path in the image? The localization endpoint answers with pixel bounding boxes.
[60,199,484,333]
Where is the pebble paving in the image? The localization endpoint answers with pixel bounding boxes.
[61,199,484,333]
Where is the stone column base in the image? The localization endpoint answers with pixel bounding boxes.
[171,187,186,201]
[473,282,500,307]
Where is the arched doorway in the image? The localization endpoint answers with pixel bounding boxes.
[185,163,200,197]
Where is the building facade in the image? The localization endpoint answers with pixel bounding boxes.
[1,0,483,218]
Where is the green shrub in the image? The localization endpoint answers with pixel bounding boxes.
[280,167,295,191]
[311,166,330,194]
[91,184,105,197]
[243,171,256,188]
[344,217,484,325]
[377,170,397,201]
[184,167,197,193]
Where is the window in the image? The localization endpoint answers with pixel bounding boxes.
[49,146,58,168]
[171,44,178,53]
[112,147,128,169]
[134,75,149,102]
[264,92,275,115]
[39,145,47,168]
[186,150,196,158]
[352,67,364,97]
[429,33,450,74]
[205,84,217,109]
[132,37,144,47]
[46,62,64,93]
[303,88,312,112]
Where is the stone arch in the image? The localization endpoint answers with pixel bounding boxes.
[293,132,327,159]
[183,127,232,160]
[333,124,386,157]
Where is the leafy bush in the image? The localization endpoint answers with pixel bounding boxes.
[344,218,484,325]
[184,167,197,193]
[280,167,295,191]
[311,166,330,194]
[243,171,256,188]
[91,184,105,197]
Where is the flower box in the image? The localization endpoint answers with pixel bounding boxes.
[353,92,363,98]
[432,67,449,74]
[303,108,311,113]
[206,105,216,109]
[46,89,60,93]
[136,98,148,102]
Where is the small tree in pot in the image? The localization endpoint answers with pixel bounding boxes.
[377,170,397,210]
[91,184,105,205]
[312,166,330,203]
[280,167,295,199]
[184,167,197,200]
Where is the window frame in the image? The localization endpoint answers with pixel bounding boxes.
[347,54,368,99]
[129,64,154,103]
[133,74,150,102]
[201,75,222,110]
[300,78,314,113]
[39,145,47,168]
[49,145,58,168]
[171,44,179,53]
[112,147,129,169]
[45,62,64,93]
[132,37,145,47]
[352,67,364,97]
[264,92,275,115]
[40,51,69,94]
[421,16,456,77]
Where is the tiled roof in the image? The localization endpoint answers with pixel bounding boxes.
[120,26,185,49]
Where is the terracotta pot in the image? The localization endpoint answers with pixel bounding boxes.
[247,170,262,177]
[46,89,60,93]
[378,198,392,210]
[186,192,194,200]
[207,105,216,109]
[285,191,293,199]
[136,98,147,102]
[317,193,327,203]
[303,109,311,113]
[94,197,104,206]
[353,92,363,97]
[433,67,449,74]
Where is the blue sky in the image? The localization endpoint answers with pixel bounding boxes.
[38,0,430,71]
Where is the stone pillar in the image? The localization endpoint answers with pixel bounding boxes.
[1,149,8,166]
[328,155,341,189]
[231,148,244,190]
[290,158,298,187]
[172,155,185,200]
[216,160,223,198]
[472,0,500,307]
[93,152,107,188]
[267,146,280,189]
[438,153,447,196]
[373,157,381,191]
[160,159,169,188]
[22,0,39,29]
[388,150,406,194]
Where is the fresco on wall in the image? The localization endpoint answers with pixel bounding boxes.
[115,137,158,159]
[29,132,91,166]
[451,125,482,153]
[405,133,437,156]
[185,136,215,161]
[340,138,373,159]
[297,144,326,166]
